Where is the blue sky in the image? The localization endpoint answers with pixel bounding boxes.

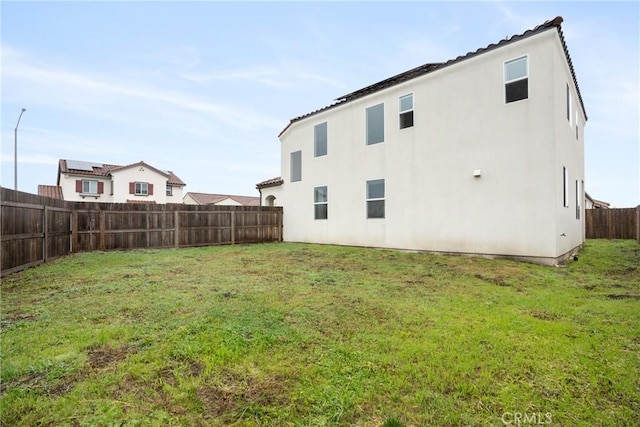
[1,1,638,207]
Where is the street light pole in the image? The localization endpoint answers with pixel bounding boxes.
[14,108,26,190]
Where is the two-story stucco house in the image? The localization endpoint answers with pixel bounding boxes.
[257,17,587,265]
[51,159,186,203]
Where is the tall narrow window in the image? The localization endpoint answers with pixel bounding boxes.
[575,111,579,140]
[290,151,302,182]
[566,84,573,126]
[366,103,385,145]
[366,179,385,219]
[314,122,327,157]
[563,167,569,207]
[166,185,173,196]
[314,186,328,220]
[399,94,414,129]
[504,56,528,103]
[575,180,581,219]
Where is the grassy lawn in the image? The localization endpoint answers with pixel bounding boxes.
[1,240,638,426]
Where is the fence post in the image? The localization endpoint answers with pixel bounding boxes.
[174,210,180,248]
[231,211,235,245]
[71,210,78,253]
[636,206,640,244]
[42,205,48,262]
[99,210,106,251]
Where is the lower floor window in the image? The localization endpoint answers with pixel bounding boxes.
[314,186,328,220]
[366,179,385,219]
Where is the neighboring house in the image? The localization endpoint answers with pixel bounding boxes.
[55,159,186,203]
[183,192,260,206]
[256,177,284,207]
[585,192,610,209]
[258,16,587,265]
[37,185,64,199]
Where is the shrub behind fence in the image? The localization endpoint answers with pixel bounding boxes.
[1,187,282,277]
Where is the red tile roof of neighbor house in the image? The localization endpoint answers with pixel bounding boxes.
[58,159,186,186]
[256,177,284,189]
[278,16,585,137]
[186,192,261,206]
[37,185,63,199]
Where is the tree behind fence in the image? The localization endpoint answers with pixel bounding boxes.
[1,187,282,277]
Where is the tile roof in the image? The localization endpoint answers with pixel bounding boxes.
[279,16,585,137]
[58,159,186,186]
[256,177,284,189]
[37,185,63,199]
[185,192,260,206]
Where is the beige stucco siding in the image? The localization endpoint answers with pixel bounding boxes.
[277,29,584,262]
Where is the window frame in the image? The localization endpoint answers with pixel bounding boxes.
[504,55,529,104]
[399,93,414,129]
[313,186,328,220]
[562,167,569,208]
[135,182,149,196]
[82,179,98,195]
[575,180,581,219]
[567,84,573,127]
[290,150,302,182]
[314,122,328,157]
[366,103,385,145]
[166,185,173,197]
[366,179,385,219]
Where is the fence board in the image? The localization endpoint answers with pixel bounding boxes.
[1,187,282,276]
[585,207,639,240]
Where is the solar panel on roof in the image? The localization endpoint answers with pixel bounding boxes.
[66,160,103,171]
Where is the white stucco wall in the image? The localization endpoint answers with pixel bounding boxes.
[277,29,585,263]
[110,166,169,204]
[59,174,112,202]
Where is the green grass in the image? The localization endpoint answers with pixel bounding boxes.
[1,240,638,426]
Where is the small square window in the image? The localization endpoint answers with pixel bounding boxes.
[135,182,148,196]
[82,180,98,194]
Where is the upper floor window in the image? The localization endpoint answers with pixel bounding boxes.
[166,185,173,196]
[504,56,528,103]
[314,122,327,157]
[136,182,149,196]
[566,84,573,126]
[366,179,385,219]
[399,94,414,129]
[83,180,98,194]
[290,150,302,182]
[128,181,153,196]
[575,111,579,140]
[366,103,385,145]
[314,186,328,220]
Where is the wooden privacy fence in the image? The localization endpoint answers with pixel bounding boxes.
[1,188,282,277]
[585,207,640,241]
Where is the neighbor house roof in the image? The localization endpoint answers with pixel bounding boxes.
[37,185,63,199]
[57,159,186,186]
[256,177,284,189]
[585,192,610,209]
[278,16,585,137]
[185,192,260,206]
